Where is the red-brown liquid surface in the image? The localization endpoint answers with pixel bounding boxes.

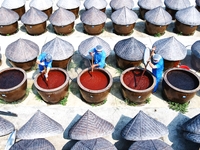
[80,70,109,90]
[37,70,66,89]
[123,70,150,90]
[0,70,24,89]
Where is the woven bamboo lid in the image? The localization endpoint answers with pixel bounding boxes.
[145,6,172,26]
[196,0,200,6]
[0,116,15,136]
[29,0,53,10]
[81,7,107,25]
[78,36,111,59]
[152,36,187,61]
[21,7,48,25]
[175,6,200,26]
[138,0,163,10]
[182,113,200,134]
[0,7,19,25]
[114,37,145,61]
[84,0,107,10]
[129,139,173,150]
[17,110,64,139]
[5,38,39,63]
[41,37,74,60]
[10,138,55,150]
[111,6,138,25]
[1,0,25,9]
[49,8,75,26]
[191,40,200,58]
[183,132,200,143]
[69,110,114,140]
[71,137,117,150]
[121,110,169,141]
[110,0,134,10]
[57,0,81,9]
[164,0,191,10]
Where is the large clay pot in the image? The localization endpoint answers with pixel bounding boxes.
[191,54,200,71]
[120,67,156,104]
[67,7,80,19]
[165,7,177,20]
[24,22,46,35]
[0,67,27,102]
[53,22,74,35]
[145,21,167,36]
[116,55,142,70]
[175,20,198,35]
[34,68,69,104]
[42,7,53,18]
[52,56,73,69]
[196,5,200,12]
[8,58,37,71]
[77,68,113,104]
[113,23,135,35]
[139,7,149,20]
[162,68,200,104]
[164,59,180,70]
[83,23,105,35]
[0,22,18,35]
[12,5,25,20]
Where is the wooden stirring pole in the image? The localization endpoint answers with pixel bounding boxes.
[91,54,94,72]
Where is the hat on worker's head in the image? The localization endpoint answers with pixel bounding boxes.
[45,53,52,62]
[153,54,162,62]
[96,45,103,52]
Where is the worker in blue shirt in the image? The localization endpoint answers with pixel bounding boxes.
[148,47,164,92]
[36,52,53,81]
[89,45,106,70]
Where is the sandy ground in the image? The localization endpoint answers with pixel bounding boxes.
[0,0,200,150]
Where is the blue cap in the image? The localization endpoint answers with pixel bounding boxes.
[45,53,52,62]
[96,45,103,51]
[153,54,161,61]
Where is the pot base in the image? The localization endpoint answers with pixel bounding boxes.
[24,22,47,35]
[53,22,74,35]
[113,23,135,35]
[145,21,167,36]
[174,20,197,35]
[0,22,18,35]
[83,23,105,35]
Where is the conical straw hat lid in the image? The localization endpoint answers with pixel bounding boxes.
[41,37,74,60]
[128,139,173,150]
[111,6,138,25]
[81,7,107,25]
[1,0,25,9]
[110,0,134,10]
[114,37,145,61]
[121,110,169,141]
[183,132,200,144]
[182,113,200,134]
[5,38,39,62]
[191,40,200,58]
[71,137,117,150]
[17,110,64,139]
[69,110,114,140]
[0,116,15,136]
[138,0,163,10]
[57,0,81,9]
[0,7,19,25]
[49,8,75,26]
[10,138,55,150]
[145,6,172,26]
[29,0,53,10]
[175,6,200,26]
[78,36,111,59]
[84,0,107,10]
[164,0,191,10]
[21,7,48,25]
[152,36,187,61]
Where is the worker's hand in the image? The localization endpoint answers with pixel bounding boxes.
[40,62,45,66]
[89,52,94,56]
[44,73,48,81]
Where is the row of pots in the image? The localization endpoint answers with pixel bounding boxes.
[0,67,199,106]
[1,6,200,36]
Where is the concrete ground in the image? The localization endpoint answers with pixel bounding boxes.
[0,0,200,150]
